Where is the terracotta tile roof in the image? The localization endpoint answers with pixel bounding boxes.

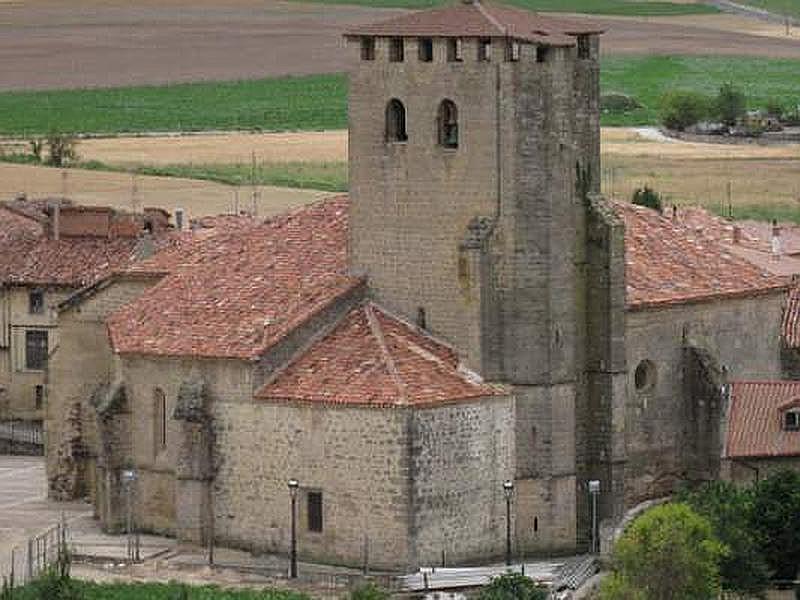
[0,202,162,288]
[725,381,800,459]
[108,196,362,360]
[782,284,800,348]
[257,302,504,406]
[615,202,789,310]
[345,1,602,46]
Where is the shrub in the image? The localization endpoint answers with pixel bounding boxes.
[601,93,642,114]
[477,572,548,600]
[349,582,390,600]
[765,98,785,117]
[678,481,770,597]
[601,503,727,600]
[631,186,663,212]
[751,469,800,581]
[713,82,746,127]
[45,132,78,167]
[660,90,709,131]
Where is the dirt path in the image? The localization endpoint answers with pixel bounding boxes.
[2,0,800,92]
[0,163,329,218]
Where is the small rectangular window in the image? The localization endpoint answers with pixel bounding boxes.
[785,411,800,431]
[447,38,462,62]
[418,37,433,62]
[29,290,44,315]
[389,37,404,62]
[35,385,44,410]
[360,37,375,61]
[477,38,491,62]
[307,491,323,532]
[536,45,549,63]
[25,330,48,371]
[506,41,520,62]
[577,35,590,59]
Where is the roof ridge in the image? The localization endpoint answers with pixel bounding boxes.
[474,2,507,36]
[365,303,408,405]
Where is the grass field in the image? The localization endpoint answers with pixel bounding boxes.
[291,0,719,15]
[12,581,309,600]
[736,0,800,19]
[0,55,797,136]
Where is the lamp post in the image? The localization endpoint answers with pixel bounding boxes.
[121,468,138,563]
[502,479,514,566]
[588,479,600,554]
[288,479,299,578]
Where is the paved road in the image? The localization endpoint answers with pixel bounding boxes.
[0,456,90,580]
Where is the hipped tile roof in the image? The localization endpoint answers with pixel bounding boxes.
[345,1,602,46]
[257,303,504,406]
[108,196,362,360]
[725,381,800,459]
[615,202,789,310]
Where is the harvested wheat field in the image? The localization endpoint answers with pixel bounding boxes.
[0,163,328,218]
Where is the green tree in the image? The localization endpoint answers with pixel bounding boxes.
[752,470,800,581]
[477,573,548,600]
[679,481,770,597]
[660,90,710,131]
[631,186,663,212]
[45,132,78,167]
[600,503,727,600]
[714,82,746,127]
[349,582,390,600]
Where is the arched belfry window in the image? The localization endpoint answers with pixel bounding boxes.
[385,99,408,143]
[438,99,458,148]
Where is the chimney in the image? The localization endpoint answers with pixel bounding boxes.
[672,205,677,221]
[771,219,782,257]
[174,208,185,231]
[732,225,741,244]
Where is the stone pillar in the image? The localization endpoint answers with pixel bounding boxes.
[173,378,214,544]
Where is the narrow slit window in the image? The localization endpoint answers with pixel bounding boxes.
[307,491,323,532]
[438,99,459,149]
[418,37,433,62]
[360,37,375,61]
[29,290,44,315]
[477,38,491,62]
[385,99,408,143]
[154,388,167,453]
[389,37,404,62]
[577,35,590,59]
[447,38,463,62]
[34,385,44,410]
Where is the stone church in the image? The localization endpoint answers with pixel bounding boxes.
[44,0,796,570]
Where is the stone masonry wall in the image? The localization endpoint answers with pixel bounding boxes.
[212,401,412,569]
[410,397,514,567]
[624,292,784,506]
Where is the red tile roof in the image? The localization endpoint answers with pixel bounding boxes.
[257,303,504,406]
[0,202,164,288]
[108,196,362,360]
[615,202,789,310]
[345,1,602,46]
[725,381,800,459]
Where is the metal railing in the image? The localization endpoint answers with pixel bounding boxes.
[1,518,70,591]
[0,420,44,455]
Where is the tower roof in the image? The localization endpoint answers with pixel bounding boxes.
[344,1,603,47]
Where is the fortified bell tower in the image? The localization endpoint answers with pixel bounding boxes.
[346,1,603,553]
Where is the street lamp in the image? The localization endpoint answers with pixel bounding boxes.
[588,480,601,554]
[121,468,139,563]
[288,479,299,578]
[502,479,514,566]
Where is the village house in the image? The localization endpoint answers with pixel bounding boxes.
[42,0,800,571]
[0,198,171,423]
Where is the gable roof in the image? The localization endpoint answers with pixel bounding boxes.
[615,202,789,310]
[108,196,362,360]
[257,303,505,407]
[725,381,800,459]
[345,1,602,46]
